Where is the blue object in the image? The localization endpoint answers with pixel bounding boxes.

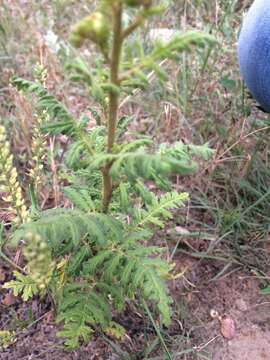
[238,0,270,112]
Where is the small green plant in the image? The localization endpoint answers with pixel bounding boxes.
[0,330,16,350]
[2,0,216,349]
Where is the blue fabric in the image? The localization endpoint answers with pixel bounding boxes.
[238,0,270,112]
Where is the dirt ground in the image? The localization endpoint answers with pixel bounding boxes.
[1,254,270,360]
[182,264,270,359]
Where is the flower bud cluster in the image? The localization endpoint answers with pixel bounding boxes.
[0,125,29,224]
[29,110,48,190]
[34,63,48,87]
[70,11,110,49]
[23,232,55,290]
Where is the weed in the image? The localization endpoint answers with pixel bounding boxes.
[1,0,216,350]
[0,330,17,350]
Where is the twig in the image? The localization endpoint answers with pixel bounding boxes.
[0,250,26,274]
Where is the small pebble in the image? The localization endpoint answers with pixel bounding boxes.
[220,317,236,340]
[235,298,248,312]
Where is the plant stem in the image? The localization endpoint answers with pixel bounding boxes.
[122,12,144,39]
[102,3,123,213]
[107,4,123,152]
[0,250,26,273]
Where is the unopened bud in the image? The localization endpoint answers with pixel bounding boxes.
[71,12,110,49]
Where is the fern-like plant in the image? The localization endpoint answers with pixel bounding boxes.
[2,0,216,349]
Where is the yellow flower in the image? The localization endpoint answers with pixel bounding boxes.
[0,125,29,224]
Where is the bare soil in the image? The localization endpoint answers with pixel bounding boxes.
[180,262,270,359]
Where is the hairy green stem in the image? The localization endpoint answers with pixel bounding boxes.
[102,4,123,213]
